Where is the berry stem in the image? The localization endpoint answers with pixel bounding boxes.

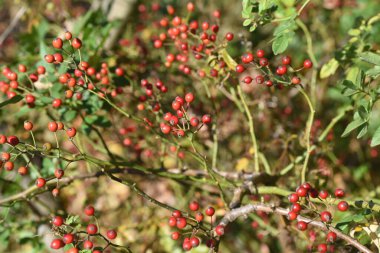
[298,87,315,183]
[237,85,260,173]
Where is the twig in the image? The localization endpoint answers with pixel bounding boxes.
[219,203,373,253]
[298,87,315,183]
[237,85,260,172]
[0,6,27,46]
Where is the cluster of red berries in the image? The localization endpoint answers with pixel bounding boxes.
[160,92,211,137]
[236,52,313,89]
[50,205,118,252]
[287,183,349,252]
[168,201,224,251]
[146,2,231,80]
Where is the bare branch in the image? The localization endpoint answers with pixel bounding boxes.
[219,203,373,253]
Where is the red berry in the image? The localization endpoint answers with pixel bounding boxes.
[225,32,234,41]
[36,178,46,188]
[334,189,345,198]
[171,231,180,240]
[52,188,60,197]
[202,114,211,124]
[154,40,163,48]
[83,240,93,249]
[190,117,199,127]
[106,230,117,240]
[190,237,200,247]
[282,56,291,65]
[52,216,64,226]
[236,64,245,73]
[195,212,204,222]
[317,243,328,253]
[215,225,225,236]
[48,122,58,132]
[53,53,63,63]
[320,211,332,223]
[183,240,192,251]
[115,67,124,77]
[67,247,79,253]
[57,122,64,130]
[24,121,33,131]
[287,211,298,220]
[86,224,98,235]
[65,31,72,40]
[288,193,299,203]
[172,101,181,110]
[161,124,171,134]
[52,98,62,108]
[259,58,269,66]
[72,38,82,49]
[296,187,308,197]
[337,201,349,211]
[291,76,301,85]
[326,231,337,242]
[63,233,75,244]
[84,205,95,216]
[176,217,187,229]
[276,65,287,75]
[185,93,194,103]
[7,136,19,146]
[319,190,329,199]
[4,161,14,171]
[241,53,254,63]
[50,239,64,249]
[66,127,77,138]
[169,216,177,227]
[52,38,63,49]
[1,152,10,161]
[297,221,308,231]
[291,203,302,213]
[172,210,182,218]
[256,49,265,58]
[18,166,28,175]
[0,135,6,144]
[189,201,199,211]
[205,206,215,216]
[54,168,64,179]
[45,54,54,63]
[303,59,313,69]
[243,76,253,84]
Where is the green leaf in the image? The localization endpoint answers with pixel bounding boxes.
[65,215,80,225]
[73,10,94,34]
[243,19,252,26]
[272,34,290,55]
[366,66,380,78]
[220,48,238,70]
[341,80,357,90]
[341,118,366,137]
[63,110,78,122]
[0,95,23,108]
[320,58,339,79]
[357,123,368,139]
[273,19,295,36]
[370,125,380,147]
[360,52,380,66]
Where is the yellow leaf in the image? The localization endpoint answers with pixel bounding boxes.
[235,157,250,171]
